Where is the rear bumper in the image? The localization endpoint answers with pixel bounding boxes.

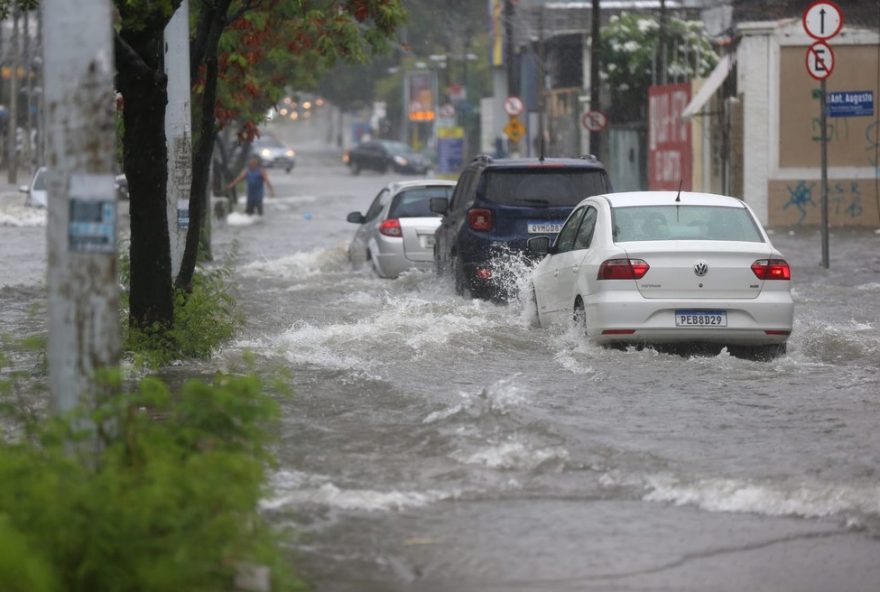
[585,290,794,346]
[373,235,431,278]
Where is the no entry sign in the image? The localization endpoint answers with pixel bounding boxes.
[503,96,524,116]
[581,110,607,132]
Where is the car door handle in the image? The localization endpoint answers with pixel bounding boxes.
[572,265,579,274]
[553,269,559,277]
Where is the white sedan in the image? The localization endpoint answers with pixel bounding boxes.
[527,191,794,359]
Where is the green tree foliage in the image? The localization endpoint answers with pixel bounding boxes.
[601,12,718,122]
[177,0,407,289]
[0,369,301,592]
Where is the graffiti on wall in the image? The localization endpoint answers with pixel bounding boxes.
[772,179,875,226]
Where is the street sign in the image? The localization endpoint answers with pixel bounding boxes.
[802,1,843,40]
[581,110,608,132]
[827,90,874,117]
[439,103,456,119]
[805,41,834,81]
[504,96,524,116]
[503,116,525,142]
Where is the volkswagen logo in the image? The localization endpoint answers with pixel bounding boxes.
[694,261,709,277]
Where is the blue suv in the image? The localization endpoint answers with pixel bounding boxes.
[432,155,611,299]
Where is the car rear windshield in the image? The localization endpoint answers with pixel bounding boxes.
[480,168,608,207]
[389,186,454,218]
[612,205,765,243]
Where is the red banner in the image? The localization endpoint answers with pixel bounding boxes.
[648,83,692,191]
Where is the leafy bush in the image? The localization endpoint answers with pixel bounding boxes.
[0,370,302,592]
[121,246,242,368]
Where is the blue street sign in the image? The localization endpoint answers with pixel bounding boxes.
[826,91,874,117]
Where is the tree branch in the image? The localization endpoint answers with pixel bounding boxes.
[114,32,154,80]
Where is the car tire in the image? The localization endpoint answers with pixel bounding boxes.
[573,297,587,336]
[734,343,787,361]
[351,163,361,176]
[525,286,541,328]
[453,256,470,299]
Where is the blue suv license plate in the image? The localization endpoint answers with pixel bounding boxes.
[527,221,564,234]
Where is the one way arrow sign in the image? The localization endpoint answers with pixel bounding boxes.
[803,1,843,41]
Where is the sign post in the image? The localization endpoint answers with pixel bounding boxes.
[803,0,843,269]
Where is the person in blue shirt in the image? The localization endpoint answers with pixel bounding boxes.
[228,155,275,215]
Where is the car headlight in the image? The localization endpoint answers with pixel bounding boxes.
[260,148,272,157]
[393,155,408,166]
[286,149,295,157]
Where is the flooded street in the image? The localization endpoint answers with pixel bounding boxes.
[3,131,880,589]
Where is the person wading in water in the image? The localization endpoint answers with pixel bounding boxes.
[228,155,276,215]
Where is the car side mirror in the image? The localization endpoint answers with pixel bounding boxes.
[429,197,449,215]
[346,211,366,224]
[18,185,28,193]
[527,236,553,255]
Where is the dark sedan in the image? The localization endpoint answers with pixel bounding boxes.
[344,140,430,175]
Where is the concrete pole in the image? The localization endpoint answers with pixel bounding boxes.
[24,9,32,174]
[589,0,601,157]
[164,0,192,278]
[43,0,119,414]
[7,5,19,184]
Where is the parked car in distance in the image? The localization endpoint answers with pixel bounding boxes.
[347,179,456,278]
[19,166,48,208]
[527,191,794,359]
[344,140,430,175]
[252,133,295,172]
[432,154,612,300]
[20,168,130,205]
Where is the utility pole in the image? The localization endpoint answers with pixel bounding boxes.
[43,0,119,415]
[589,0,601,157]
[23,8,32,174]
[658,0,668,85]
[165,0,191,279]
[7,5,19,184]
[537,6,545,157]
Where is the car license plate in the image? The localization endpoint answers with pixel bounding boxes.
[675,310,727,327]
[527,221,563,234]
[419,234,436,248]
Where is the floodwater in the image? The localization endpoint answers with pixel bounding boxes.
[2,125,880,589]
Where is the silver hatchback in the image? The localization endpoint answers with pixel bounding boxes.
[347,180,456,278]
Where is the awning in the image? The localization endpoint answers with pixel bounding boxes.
[681,54,735,120]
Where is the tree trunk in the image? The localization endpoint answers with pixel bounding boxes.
[116,31,174,328]
[176,2,231,290]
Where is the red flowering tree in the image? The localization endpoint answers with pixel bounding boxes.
[177,0,405,288]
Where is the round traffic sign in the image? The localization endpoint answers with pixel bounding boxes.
[504,96,524,116]
[581,110,608,132]
[805,41,835,81]
[802,1,843,41]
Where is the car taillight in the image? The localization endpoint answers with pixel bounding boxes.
[467,208,493,232]
[751,259,791,280]
[598,258,650,280]
[379,218,402,237]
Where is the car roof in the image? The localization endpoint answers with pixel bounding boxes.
[389,179,456,192]
[480,157,606,170]
[601,191,748,208]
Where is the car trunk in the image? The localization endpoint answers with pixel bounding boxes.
[492,205,573,240]
[400,217,442,262]
[622,240,773,299]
